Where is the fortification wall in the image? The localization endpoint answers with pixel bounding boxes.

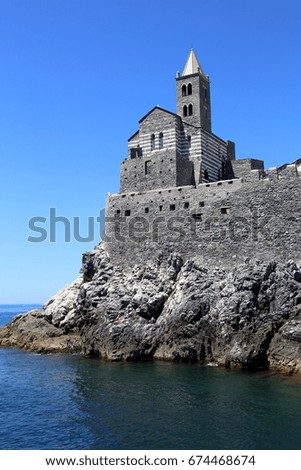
[104,162,301,268]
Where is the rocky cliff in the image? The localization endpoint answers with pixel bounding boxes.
[1,242,301,374]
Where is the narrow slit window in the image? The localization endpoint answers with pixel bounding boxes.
[150,134,155,151]
[159,132,164,149]
[187,135,191,148]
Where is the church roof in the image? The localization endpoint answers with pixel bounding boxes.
[182,49,204,76]
[138,106,179,123]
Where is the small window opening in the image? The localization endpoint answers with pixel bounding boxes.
[183,105,188,117]
[188,104,193,116]
[159,205,163,212]
[125,210,131,216]
[187,83,192,95]
[145,207,149,213]
[116,209,120,215]
[159,132,164,149]
[170,204,176,211]
[192,213,202,220]
[204,169,209,180]
[187,135,191,148]
[150,134,155,151]
[130,147,142,159]
[221,207,231,215]
[199,201,205,207]
[184,202,189,209]
[182,84,187,96]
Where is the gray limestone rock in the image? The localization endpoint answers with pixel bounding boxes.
[1,243,301,374]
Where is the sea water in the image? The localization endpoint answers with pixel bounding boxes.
[0,305,301,450]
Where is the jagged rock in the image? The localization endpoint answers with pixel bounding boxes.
[42,277,82,330]
[1,243,301,374]
[268,320,301,374]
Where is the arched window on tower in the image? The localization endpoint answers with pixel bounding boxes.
[188,104,193,116]
[187,83,192,95]
[183,105,188,117]
[159,132,164,149]
[182,84,187,96]
[151,133,155,151]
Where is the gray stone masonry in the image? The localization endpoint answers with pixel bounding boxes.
[122,50,236,194]
[104,51,300,269]
[105,160,301,267]
[176,72,212,131]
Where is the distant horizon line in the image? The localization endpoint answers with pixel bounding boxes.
[0,302,43,306]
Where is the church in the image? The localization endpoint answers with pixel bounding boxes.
[104,50,300,268]
[120,49,236,193]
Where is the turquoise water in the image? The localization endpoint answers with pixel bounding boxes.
[0,305,301,450]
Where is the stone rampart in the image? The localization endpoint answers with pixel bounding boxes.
[104,160,301,268]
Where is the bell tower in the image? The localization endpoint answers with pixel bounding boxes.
[176,49,212,132]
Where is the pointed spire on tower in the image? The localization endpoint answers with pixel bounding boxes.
[182,49,204,76]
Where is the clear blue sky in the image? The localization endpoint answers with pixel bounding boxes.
[0,0,300,303]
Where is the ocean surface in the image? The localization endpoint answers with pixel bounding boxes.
[0,304,301,450]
